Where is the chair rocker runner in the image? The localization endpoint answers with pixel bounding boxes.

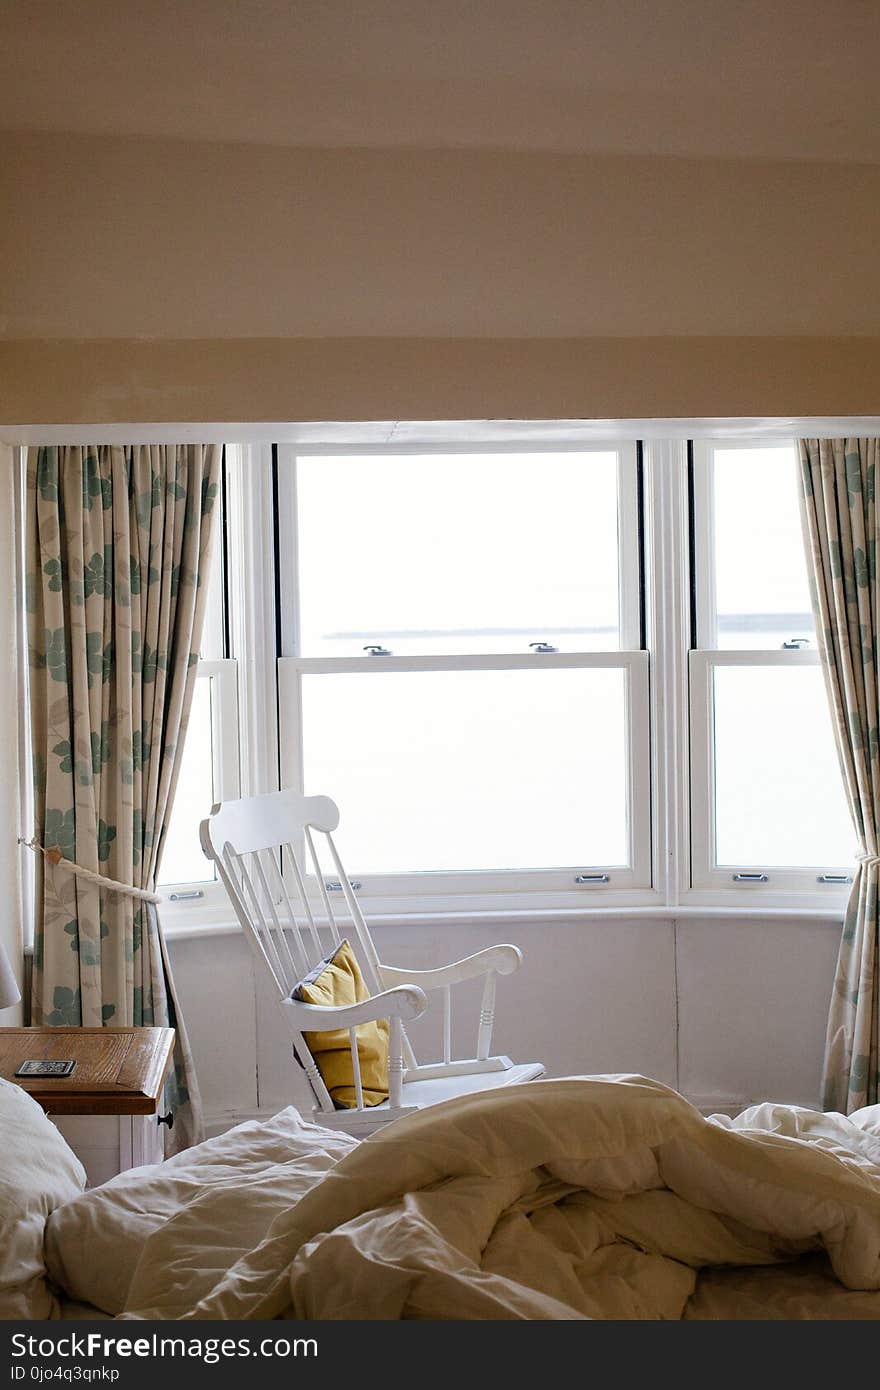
[200,790,545,1135]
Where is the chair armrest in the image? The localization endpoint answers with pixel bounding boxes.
[379,944,523,992]
[288,983,427,1029]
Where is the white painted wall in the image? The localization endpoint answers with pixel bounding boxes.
[6,134,880,424]
[675,917,838,1107]
[167,913,841,1132]
[6,135,880,341]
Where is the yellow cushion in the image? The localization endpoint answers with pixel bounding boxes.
[293,939,389,1109]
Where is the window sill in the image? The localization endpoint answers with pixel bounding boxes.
[162,917,246,942]
[159,899,846,942]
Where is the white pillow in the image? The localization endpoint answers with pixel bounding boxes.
[0,1078,86,1319]
[850,1104,880,1137]
[45,1106,356,1315]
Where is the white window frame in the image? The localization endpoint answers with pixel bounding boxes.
[688,439,853,904]
[158,658,241,924]
[157,453,244,924]
[276,441,653,914]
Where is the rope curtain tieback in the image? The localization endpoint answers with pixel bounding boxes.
[855,852,880,868]
[18,836,162,904]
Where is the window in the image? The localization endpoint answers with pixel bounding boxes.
[277,445,651,910]
[689,440,854,893]
[20,428,862,925]
[157,660,239,895]
[158,467,240,916]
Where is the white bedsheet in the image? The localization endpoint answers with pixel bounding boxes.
[0,1079,86,1320]
[45,1107,356,1316]
[115,1077,880,1320]
[44,1081,880,1320]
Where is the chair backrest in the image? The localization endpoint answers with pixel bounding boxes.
[200,789,384,999]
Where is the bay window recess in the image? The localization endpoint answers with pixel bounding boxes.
[153,428,860,924]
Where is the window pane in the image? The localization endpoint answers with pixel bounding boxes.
[713,665,853,867]
[301,668,629,873]
[159,678,216,885]
[295,452,622,656]
[712,444,815,650]
[199,522,225,661]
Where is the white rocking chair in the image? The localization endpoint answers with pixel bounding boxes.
[200,790,545,1135]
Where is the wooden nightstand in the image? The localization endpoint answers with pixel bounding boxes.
[0,1026,175,1185]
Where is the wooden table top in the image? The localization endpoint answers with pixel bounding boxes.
[0,1026,175,1115]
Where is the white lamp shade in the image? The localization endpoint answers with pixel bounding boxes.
[0,942,21,1010]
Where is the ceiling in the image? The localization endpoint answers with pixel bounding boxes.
[1,0,879,163]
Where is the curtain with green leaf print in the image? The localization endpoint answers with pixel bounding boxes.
[799,438,879,1113]
[26,445,221,1153]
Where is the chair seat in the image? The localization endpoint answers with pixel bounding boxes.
[314,1062,546,1134]
[401,1061,546,1106]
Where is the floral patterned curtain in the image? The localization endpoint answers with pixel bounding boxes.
[799,438,879,1113]
[26,444,221,1152]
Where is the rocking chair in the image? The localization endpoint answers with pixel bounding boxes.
[200,789,545,1135]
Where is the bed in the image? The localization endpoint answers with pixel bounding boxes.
[4,1073,880,1320]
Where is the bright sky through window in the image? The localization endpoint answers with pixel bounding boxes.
[296,452,621,656]
[713,445,815,649]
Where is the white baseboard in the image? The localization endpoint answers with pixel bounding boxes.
[205,1094,753,1140]
[686,1092,822,1116]
[203,1106,294,1139]
[683,1094,753,1118]
[205,1092,818,1140]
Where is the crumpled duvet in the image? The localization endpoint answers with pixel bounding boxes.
[121,1076,880,1320]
